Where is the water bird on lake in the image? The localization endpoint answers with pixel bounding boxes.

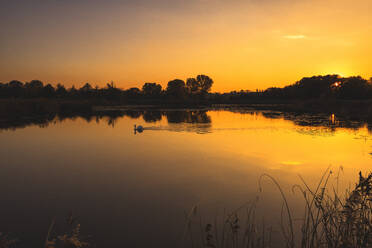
[134,124,144,134]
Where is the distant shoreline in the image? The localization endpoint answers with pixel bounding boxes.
[1,98,372,122]
[1,75,372,122]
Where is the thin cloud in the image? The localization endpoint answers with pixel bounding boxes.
[283,35,307,39]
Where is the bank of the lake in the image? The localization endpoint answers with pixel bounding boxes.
[2,98,372,123]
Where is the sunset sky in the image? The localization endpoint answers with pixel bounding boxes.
[1,0,371,92]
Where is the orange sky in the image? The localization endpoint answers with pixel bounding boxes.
[0,0,371,92]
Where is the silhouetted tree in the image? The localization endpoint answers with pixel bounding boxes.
[3,73,372,103]
[263,87,284,98]
[78,82,93,98]
[25,80,44,97]
[68,85,78,97]
[56,83,67,97]
[42,84,55,97]
[186,75,214,95]
[105,81,121,100]
[8,80,24,97]
[166,79,186,99]
[0,83,5,98]
[8,80,23,88]
[288,75,340,99]
[80,83,93,92]
[186,78,199,94]
[338,76,372,99]
[196,75,213,93]
[107,81,115,89]
[142,83,162,97]
[124,87,141,99]
[28,80,43,88]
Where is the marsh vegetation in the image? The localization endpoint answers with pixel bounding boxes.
[182,170,372,248]
[1,171,370,248]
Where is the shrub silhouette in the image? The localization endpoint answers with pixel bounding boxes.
[1,74,372,103]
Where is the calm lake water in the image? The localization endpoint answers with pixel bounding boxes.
[0,108,371,247]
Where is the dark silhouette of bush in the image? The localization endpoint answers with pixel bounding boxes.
[263,87,285,99]
[124,87,141,99]
[256,75,372,101]
[337,76,372,99]
[7,80,24,97]
[142,83,162,97]
[2,74,372,106]
[185,75,214,98]
[68,85,79,97]
[104,81,122,100]
[42,84,56,97]
[290,75,339,98]
[78,83,94,98]
[56,83,67,97]
[25,80,44,98]
[196,74,213,93]
[166,79,187,99]
[186,78,199,94]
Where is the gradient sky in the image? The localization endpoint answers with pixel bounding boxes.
[1,0,371,92]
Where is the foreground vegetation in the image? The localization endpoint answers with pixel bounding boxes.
[1,171,369,248]
[1,214,90,248]
[182,170,371,248]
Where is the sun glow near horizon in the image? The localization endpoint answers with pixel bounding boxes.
[0,0,371,92]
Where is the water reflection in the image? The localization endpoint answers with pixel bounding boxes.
[1,108,372,135]
[0,109,371,248]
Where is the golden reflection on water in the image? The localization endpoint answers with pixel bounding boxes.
[0,110,370,247]
[330,113,336,124]
[2,110,370,194]
[51,110,370,200]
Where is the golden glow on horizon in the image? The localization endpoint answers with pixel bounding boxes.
[0,0,371,92]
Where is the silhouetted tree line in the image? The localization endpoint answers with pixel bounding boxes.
[2,75,372,103]
[263,75,372,100]
[213,75,372,102]
[0,75,213,102]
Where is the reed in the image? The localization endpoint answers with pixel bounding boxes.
[44,214,90,248]
[182,170,372,248]
[0,171,370,248]
[0,214,89,248]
